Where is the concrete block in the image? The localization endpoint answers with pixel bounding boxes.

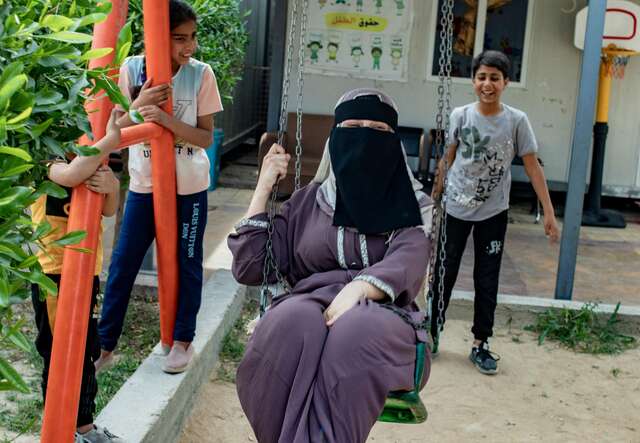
[96,270,245,443]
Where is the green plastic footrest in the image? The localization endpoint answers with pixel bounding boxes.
[379,391,428,424]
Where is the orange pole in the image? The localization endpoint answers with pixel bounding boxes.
[142,0,179,348]
[40,1,129,441]
[118,122,164,148]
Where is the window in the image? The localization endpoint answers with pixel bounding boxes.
[429,0,533,85]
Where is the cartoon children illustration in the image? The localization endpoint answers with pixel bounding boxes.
[351,46,364,67]
[371,46,383,70]
[375,0,383,14]
[356,0,364,11]
[307,40,323,64]
[327,42,340,62]
[390,47,402,70]
[319,0,328,8]
[395,0,405,15]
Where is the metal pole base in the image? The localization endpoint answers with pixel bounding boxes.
[581,208,626,228]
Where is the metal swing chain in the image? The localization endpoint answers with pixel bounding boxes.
[260,0,307,315]
[277,0,299,147]
[426,0,454,335]
[260,0,300,314]
[294,0,309,191]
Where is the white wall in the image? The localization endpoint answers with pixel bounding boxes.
[284,0,640,197]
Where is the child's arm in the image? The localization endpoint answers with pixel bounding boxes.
[116,77,172,129]
[136,107,214,148]
[84,165,120,217]
[432,141,458,200]
[134,67,220,148]
[522,154,560,242]
[49,115,121,187]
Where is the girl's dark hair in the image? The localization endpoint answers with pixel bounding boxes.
[131,1,197,100]
[170,0,197,30]
[471,50,511,80]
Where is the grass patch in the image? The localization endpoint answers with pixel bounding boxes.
[526,303,637,354]
[0,303,44,437]
[0,396,41,437]
[0,290,159,439]
[217,298,259,383]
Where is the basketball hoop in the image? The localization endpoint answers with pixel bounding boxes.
[602,46,638,79]
[574,0,640,79]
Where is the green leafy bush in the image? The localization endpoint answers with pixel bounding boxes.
[126,0,249,102]
[0,0,124,393]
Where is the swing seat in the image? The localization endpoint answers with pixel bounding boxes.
[379,389,428,424]
[378,342,428,424]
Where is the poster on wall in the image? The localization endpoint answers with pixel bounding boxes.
[305,0,414,81]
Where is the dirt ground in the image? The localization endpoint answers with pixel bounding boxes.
[179,319,640,443]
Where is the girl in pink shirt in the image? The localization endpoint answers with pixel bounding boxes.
[97,0,223,374]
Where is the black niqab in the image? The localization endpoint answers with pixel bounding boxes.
[329,126,422,234]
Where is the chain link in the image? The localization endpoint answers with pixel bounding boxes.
[294,0,309,191]
[437,0,454,336]
[261,0,302,314]
[426,0,454,339]
[277,0,299,146]
[260,0,307,314]
[379,304,426,331]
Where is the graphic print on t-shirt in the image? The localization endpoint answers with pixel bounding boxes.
[140,141,196,160]
[140,99,195,159]
[174,99,192,121]
[448,124,512,208]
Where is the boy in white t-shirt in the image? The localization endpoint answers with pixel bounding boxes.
[97,0,223,374]
[431,50,559,375]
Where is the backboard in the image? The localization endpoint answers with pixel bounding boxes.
[574,0,640,52]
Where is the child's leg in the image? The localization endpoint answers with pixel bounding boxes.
[429,213,473,339]
[470,210,508,342]
[31,275,100,427]
[31,280,54,405]
[77,276,101,427]
[99,191,155,352]
[173,190,208,343]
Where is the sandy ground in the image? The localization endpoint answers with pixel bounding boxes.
[179,319,640,443]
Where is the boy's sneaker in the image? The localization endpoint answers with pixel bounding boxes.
[469,341,500,375]
[75,425,124,442]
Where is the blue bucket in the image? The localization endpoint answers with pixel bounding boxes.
[206,128,224,191]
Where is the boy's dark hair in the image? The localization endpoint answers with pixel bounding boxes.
[170,0,197,30]
[471,50,511,80]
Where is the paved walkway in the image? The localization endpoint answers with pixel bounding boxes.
[457,206,640,305]
[102,186,640,307]
[101,187,254,282]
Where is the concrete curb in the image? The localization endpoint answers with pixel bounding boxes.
[453,289,640,315]
[96,270,245,443]
[446,290,640,332]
